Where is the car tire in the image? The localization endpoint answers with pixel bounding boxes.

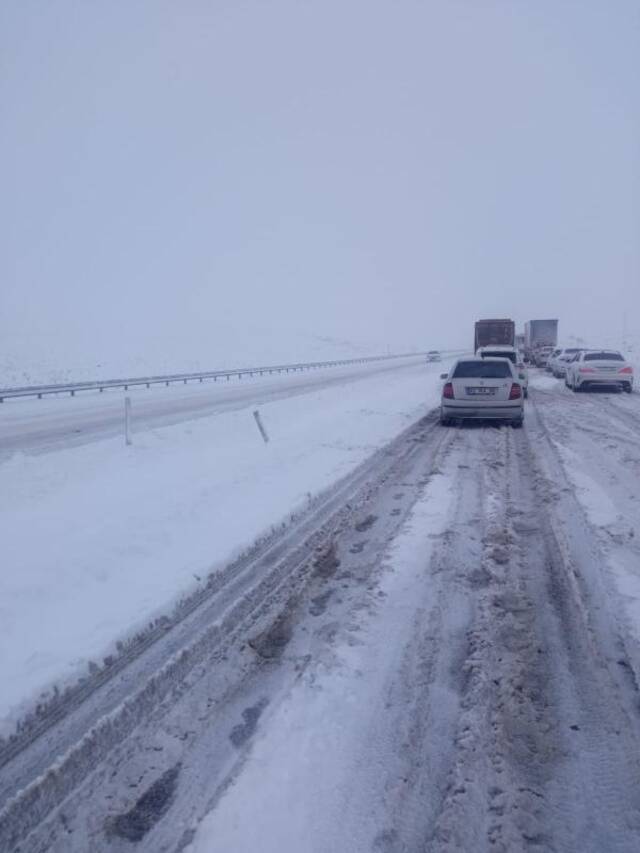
[624,383,632,394]
[512,418,524,429]
[523,388,528,399]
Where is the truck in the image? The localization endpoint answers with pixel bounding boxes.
[524,319,558,363]
[474,319,515,352]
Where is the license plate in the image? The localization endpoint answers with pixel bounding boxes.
[466,387,495,395]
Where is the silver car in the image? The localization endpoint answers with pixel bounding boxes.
[565,350,634,393]
[440,357,524,426]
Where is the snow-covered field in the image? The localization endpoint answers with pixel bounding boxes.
[0,326,418,388]
[0,358,447,734]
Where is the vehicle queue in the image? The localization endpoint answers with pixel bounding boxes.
[436,319,634,427]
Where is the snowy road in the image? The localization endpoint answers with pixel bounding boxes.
[3,375,640,851]
[0,357,428,456]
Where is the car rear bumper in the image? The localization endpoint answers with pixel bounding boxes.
[441,403,523,421]
[576,375,633,387]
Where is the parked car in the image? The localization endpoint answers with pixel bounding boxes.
[549,347,583,377]
[565,350,634,393]
[439,357,524,426]
[476,345,528,397]
[426,351,442,363]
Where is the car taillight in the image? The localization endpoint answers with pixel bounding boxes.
[443,382,454,399]
[619,366,633,374]
[509,383,522,400]
[579,367,596,373]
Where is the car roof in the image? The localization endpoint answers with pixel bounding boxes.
[455,356,512,363]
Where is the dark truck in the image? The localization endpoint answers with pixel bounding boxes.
[474,319,515,352]
[524,319,559,364]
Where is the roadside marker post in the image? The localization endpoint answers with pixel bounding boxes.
[125,396,132,446]
[253,409,269,444]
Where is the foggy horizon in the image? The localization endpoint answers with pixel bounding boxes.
[2,1,639,372]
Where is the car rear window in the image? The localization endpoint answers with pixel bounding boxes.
[584,351,624,362]
[479,350,516,364]
[453,361,512,379]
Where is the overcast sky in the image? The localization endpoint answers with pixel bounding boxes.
[2,0,639,362]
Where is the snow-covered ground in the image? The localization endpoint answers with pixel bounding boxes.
[5,367,640,852]
[185,471,457,853]
[175,382,640,853]
[0,358,448,735]
[527,370,640,686]
[0,357,438,457]
[0,325,421,388]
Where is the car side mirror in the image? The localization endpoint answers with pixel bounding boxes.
[440,373,448,380]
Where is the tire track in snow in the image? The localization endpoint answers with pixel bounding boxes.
[428,417,640,852]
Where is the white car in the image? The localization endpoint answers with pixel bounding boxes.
[534,346,554,367]
[440,357,524,426]
[546,348,563,373]
[547,347,562,370]
[476,345,528,398]
[426,350,442,363]
[565,350,634,393]
[549,347,583,377]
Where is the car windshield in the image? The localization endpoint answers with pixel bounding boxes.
[584,351,624,362]
[564,348,580,354]
[453,361,512,378]
[480,350,516,364]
